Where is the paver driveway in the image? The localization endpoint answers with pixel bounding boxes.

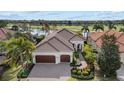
[27,63,71,81]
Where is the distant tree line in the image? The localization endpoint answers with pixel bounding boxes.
[1,20,124,26]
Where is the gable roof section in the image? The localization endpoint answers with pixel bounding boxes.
[89,31,107,41]
[117,34,124,45]
[36,31,58,47]
[57,28,75,40]
[35,42,59,52]
[116,42,124,53]
[69,35,84,42]
[35,29,83,52]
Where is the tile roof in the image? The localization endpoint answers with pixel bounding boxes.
[70,35,84,42]
[89,31,107,41]
[89,30,124,53]
[0,28,14,40]
[117,34,124,44]
[35,28,84,52]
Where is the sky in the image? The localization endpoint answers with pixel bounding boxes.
[0,11,124,20]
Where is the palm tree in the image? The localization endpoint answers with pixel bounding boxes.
[5,37,35,66]
[81,25,90,40]
[11,25,19,31]
[14,32,36,43]
[108,21,117,30]
[1,37,35,80]
[81,25,90,32]
[0,41,6,55]
[42,23,50,36]
[93,24,104,32]
[119,28,124,32]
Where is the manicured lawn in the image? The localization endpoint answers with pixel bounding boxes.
[67,77,78,81]
[6,23,124,33]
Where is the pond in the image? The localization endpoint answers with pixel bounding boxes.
[30,29,46,36]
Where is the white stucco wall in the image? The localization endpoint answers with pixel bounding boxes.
[71,41,84,51]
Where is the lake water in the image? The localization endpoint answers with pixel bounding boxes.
[31,29,46,36]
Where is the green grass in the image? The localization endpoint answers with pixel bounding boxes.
[6,23,124,33]
[67,77,78,81]
[1,66,22,81]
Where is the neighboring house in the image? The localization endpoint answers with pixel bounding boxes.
[89,31,124,52]
[32,28,84,64]
[0,28,14,41]
[89,30,124,80]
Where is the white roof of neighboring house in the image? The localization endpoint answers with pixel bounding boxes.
[34,29,84,53]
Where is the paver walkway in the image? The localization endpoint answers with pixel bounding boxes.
[78,52,87,68]
[0,56,5,64]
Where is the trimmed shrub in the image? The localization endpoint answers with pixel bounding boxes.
[70,57,76,67]
[77,69,82,75]
[71,67,94,80]
[82,70,89,76]
[73,52,79,59]
[71,69,77,74]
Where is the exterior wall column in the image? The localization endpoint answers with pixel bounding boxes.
[80,44,82,51]
[70,54,73,63]
[55,55,60,64]
[32,54,36,64]
[75,43,78,51]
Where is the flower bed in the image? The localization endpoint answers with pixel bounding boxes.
[71,67,94,80]
[70,52,81,67]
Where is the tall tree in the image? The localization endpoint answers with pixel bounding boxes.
[0,37,35,80]
[11,25,19,31]
[42,23,50,35]
[81,25,89,32]
[119,28,124,32]
[97,34,121,77]
[108,21,117,30]
[0,20,8,28]
[14,32,36,43]
[4,37,35,67]
[81,25,90,40]
[0,41,6,54]
[93,23,104,31]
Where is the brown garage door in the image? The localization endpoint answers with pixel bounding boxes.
[60,55,70,62]
[36,55,55,63]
